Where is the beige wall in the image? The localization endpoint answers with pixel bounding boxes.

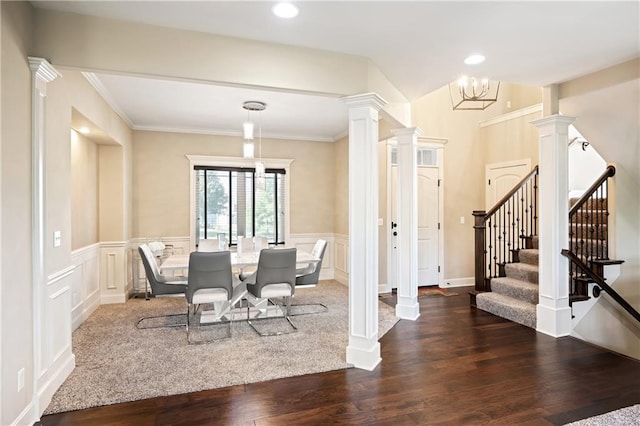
[32,8,370,98]
[46,69,132,271]
[412,82,542,281]
[480,110,541,174]
[1,2,33,423]
[333,135,349,236]
[70,130,99,249]
[132,131,335,238]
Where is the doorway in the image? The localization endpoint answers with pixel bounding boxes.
[485,159,531,210]
[386,140,445,290]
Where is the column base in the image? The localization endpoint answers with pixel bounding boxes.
[346,337,381,371]
[396,297,420,320]
[536,303,572,337]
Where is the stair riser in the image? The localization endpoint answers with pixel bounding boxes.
[571,210,608,225]
[570,224,608,240]
[491,281,538,304]
[476,294,536,329]
[518,250,538,265]
[570,198,607,210]
[504,264,538,283]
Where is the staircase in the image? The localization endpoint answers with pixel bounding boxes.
[473,164,635,330]
[476,238,539,328]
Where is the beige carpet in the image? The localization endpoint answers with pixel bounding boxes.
[44,280,399,414]
[565,405,640,425]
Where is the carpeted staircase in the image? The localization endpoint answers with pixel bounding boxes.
[476,237,539,329]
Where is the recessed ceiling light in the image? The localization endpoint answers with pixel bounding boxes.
[78,127,91,134]
[464,54,486,65]
[273,2,299,19]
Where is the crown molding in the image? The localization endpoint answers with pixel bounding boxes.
[479,103,542,128]
[132,125,335,143]
[82,72,135,128]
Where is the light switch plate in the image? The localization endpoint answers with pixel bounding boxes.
[54,231,61,247]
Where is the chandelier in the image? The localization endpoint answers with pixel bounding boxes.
[241,101,267,182]
[449,76,500,111]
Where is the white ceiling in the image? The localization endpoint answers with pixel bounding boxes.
[33,1,640,141]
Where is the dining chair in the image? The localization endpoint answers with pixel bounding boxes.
[197,238,220,252]
[136,244,188,329]
[236,236,257,278]
[243,248,297,336]
[237,236,254,254]
[185,251,237,344]
[291,239,329,316]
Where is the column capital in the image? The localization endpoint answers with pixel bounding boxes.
[342,92,387,110]
[391,127,423,139]
[28,57,61,83]
[530,114,575,129]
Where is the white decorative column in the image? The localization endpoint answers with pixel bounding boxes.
[343,93,387,370]
[28,57,61,421]
[531,114,575,337]
[392,127,422,320]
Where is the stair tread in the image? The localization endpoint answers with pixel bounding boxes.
[590,258,624,265]
[505,262,538,272]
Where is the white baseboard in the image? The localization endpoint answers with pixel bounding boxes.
[378,283,392,294]
[101,294,127,304]
[12,400,35,426]
[37,353,76,420]
[71,288,100,331]
[334,269,348,286]
[442,277,474,288]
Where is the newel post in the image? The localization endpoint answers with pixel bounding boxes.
[473,210,487,292]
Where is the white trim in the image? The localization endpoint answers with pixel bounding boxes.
[479,103,543,128]
[28,57,60,423]
[186,155,293,252]
[386,137,447,289]
[81,72,135,128]
[37,352,75,421]
[100,294,128,304]
[443,277,474,288]
[46,266,75,286]
[134,124,336,143]
[11,401,35,426]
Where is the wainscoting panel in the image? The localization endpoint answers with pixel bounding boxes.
[334,234,349,285]
[100,242,127,304]
[71,243,101,330]
[41,266,76,417]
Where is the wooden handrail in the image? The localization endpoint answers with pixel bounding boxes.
[569,165,615,215]
[561,249,639,324]
[486,166,539,218]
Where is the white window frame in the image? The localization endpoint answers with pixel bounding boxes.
[186,155,293,252]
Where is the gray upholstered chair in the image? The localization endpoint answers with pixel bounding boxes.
[291,239,329,315]
[185,251,236,344]
[136,244,188,329]
[243,248,297,336]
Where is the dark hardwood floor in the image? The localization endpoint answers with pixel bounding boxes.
[38,286,640,425]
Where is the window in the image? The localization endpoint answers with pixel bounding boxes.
[390,147,437,166]
[194,166,286,245]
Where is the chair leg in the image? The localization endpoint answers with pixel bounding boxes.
[247,296,297,336]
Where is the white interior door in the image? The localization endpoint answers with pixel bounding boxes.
[390,164,439,288]
[417,166,439,286]
[485,160,531,210]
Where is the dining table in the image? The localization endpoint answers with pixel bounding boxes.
[159,248,319,323]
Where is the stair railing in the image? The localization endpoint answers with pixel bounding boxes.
[473,166,539,292]
[562,249,639,324]
[568,165,615,297]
